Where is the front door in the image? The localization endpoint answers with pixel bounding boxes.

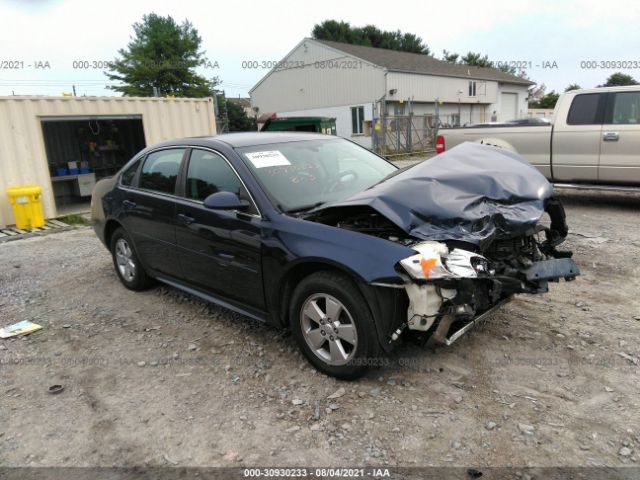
[598,90,640,184]
[551,92,605,182]
[175,148,264,310]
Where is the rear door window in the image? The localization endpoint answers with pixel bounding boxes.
[609,91,640,124]
[567,93,603,125]
[139,149,186,195]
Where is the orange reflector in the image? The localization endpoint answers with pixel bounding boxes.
[420,257,438,278]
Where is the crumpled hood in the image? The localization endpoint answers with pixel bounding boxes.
[315,142,554,247]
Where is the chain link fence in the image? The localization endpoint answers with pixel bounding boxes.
[371,112,461,155]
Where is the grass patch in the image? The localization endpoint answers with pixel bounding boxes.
[57,214,88,225]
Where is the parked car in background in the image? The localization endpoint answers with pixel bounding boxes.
[92,133,578,379]
[437,86,640,187]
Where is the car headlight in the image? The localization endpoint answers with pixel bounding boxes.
[399,241,492,280]
[445,248,493,277]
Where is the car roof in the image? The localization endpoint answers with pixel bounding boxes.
[152,132,339,150]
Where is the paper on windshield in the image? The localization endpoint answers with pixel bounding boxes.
[245,150,291,168]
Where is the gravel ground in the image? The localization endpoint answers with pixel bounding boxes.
[1,189,640,469]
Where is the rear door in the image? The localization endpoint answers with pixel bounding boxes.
[121,147,187,278]
[598,90,640,184]
[551,92,606,182]
[174,148,264,310]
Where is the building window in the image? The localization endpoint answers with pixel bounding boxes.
[351,106,365,134]
[468,81,477,97]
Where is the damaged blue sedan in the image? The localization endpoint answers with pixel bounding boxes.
[91,133,579,379]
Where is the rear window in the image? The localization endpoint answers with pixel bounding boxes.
[567,93,602,125]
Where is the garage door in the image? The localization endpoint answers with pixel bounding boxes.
[500,92,518,121]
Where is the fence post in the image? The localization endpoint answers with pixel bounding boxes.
[381,112,387,154]
[407,99,413,152]
[372,102,378,153]
[434,98,440,147]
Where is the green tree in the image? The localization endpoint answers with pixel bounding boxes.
[442,50,459,63]
[312,20,356,44]
[442,50,517,74]
[312,20,429,54]
[565,83,582,91]
[496,63,517,75]
[460,52,492,68]
[530,90,560,109]
[599,72,638,87]
[106,13,215,97]
[217,95,257,132]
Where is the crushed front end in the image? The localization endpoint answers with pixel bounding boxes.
[395,203,579,346]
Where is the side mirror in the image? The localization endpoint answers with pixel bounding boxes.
[203,191,250,211]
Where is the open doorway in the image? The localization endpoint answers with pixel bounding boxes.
[41,116,146,215]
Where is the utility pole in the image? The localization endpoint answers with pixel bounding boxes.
[72,85,77,96]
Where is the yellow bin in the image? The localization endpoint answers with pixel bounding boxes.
[6,184,45,230]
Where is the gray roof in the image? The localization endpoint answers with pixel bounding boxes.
[315,39,534,86]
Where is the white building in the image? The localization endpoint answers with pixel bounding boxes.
[250,38,534,148]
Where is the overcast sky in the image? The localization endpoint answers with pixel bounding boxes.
[2,0,639,99]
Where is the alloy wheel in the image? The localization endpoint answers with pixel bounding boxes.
[115,238,136,282]
[300,293,358,366]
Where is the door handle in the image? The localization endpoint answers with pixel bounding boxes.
[122,199,137,209]
[177,213,195,225]
[603,132,619,141]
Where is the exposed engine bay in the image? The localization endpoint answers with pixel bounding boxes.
[304,143,580,347]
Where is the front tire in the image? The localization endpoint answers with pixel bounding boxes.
[290,271,380,380]
[110,227,153,291]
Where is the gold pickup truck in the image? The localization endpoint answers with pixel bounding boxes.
[436,86,640,188]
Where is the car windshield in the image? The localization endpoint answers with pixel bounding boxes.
[237,138,397,212]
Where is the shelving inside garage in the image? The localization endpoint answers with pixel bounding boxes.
[41,116,146,213]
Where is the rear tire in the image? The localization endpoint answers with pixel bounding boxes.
[110,227,153,291]
[290,271,380,380]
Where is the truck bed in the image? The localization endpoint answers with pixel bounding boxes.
[438,125,553,177]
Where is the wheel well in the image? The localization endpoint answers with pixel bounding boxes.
[277,262,363,328]
[104,219,122,249]
[277,261,407,353]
